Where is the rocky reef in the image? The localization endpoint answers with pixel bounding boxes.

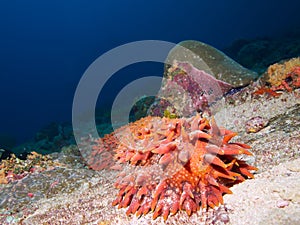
[148,40,259,119]
[261,57,300,92]
[164,40,259,87]
[1,84,298,225]
[150,61,233,117]
[224,32,300,73]
[0,41,300,225]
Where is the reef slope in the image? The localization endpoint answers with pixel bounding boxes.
[1,84,299,225]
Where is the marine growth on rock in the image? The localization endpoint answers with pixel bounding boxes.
[164,40,259,87]
[149,61,233,117]
[88,114,257,220]
[262,57,300,92]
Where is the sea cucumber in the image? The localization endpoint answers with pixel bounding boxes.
[89,114,257,220]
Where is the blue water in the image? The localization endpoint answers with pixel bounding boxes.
[0,0,299,145]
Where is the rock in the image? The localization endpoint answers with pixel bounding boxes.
[0,134,16,150]
[245,116,269,133]
[1,51,300,225]
[260,57,300,92]
[151,61,234,117]
[147,40,260,117]
[164,40,259,87]
[225,34,300,73]
[276,199,290,208]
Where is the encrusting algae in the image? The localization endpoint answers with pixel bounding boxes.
[263,57,300,92]
[252,57,300,98]
[89,114,257,221]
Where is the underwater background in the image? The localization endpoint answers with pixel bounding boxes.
[1,1,300,224]
[0,0,300,152]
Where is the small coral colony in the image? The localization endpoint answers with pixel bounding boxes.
[87,61,261,221]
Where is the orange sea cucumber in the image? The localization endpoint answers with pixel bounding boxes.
[89,115,257,220]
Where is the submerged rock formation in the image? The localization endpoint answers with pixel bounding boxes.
[164,40,259,87]
[148,40,259,118]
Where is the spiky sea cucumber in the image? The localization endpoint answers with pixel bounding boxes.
[89,114,257,220]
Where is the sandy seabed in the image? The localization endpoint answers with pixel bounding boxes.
[1,88,300,225]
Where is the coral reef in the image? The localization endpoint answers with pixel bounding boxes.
[89,115,257,220]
